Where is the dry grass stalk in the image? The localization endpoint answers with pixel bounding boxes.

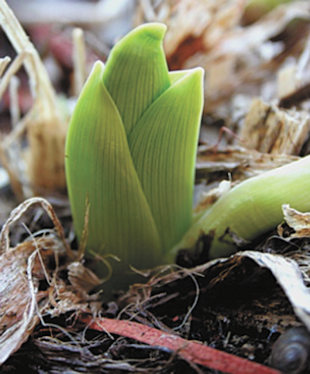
[0,0,68,197]
[0,51,30,200]
[9,75,20,127]
[0,57,10,76]
[0,140,24,200]
[72,28,87,97]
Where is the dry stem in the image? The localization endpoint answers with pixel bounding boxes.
[72,28,87,97]
[0,0,68,196]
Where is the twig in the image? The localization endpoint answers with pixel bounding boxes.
[81,315,281,374]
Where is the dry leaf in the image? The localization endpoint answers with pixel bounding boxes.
[281,204,310,238]
[241,251,310,331]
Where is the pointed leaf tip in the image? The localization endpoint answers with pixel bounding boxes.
[130,22,167,41]
[169,67,204,87]
[84,60,104,84]
[92,60,104,73]
[190,67,204,81]
[102,22,170,135]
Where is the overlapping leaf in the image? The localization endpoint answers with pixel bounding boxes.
[103,23,171,135]
[65,61,162,269]
[129,69,204,252]
[65,23,204,275]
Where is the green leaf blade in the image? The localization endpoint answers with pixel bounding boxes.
[172,155,310,259]
[102,23,171,135]
[128,68,204,252]
[65,61,162,269]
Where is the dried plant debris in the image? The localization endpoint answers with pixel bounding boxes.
[0,251,298,373]
[277,35,310,108]
[118,250,310,366]
[5,326,210,374]
[0,183,15,227]
[136,0,246,65]
[1,1,310,373]
[280,204,310,239]
[0,1,68,198]
[81,316,281,374]
[2,204,310,371]
[137,0,310,131]
[239,251,310,332]
[195,145,298,191]
[240,98,310,155]
[0,197,101,365]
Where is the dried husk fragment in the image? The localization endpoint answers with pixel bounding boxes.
[279,204,310,239]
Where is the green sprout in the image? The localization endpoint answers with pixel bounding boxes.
[65,23,204,280]
[173,155,310,260]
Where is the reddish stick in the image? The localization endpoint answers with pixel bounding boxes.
[82,315,280,374]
